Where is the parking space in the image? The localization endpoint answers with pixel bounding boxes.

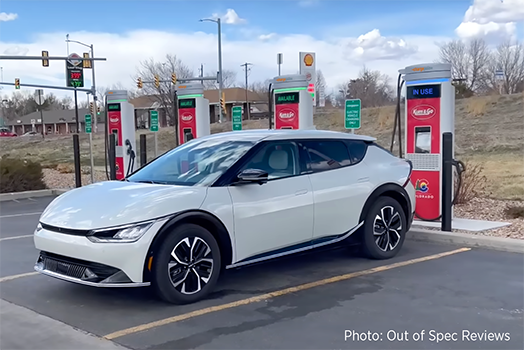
[0,196,54,239]
[0,196,523,350]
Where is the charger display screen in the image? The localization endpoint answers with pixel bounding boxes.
[415,126,431,153]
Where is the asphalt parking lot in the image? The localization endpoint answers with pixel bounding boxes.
[1,195,523,350]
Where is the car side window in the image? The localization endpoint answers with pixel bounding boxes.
[238,141,300,180]
[300,140,351,173]
[345,140,368,164]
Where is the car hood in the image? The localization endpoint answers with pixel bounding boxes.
[39,181,207,230]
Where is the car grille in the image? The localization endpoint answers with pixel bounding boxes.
[40,223,90,236]
[43,256,86,279]
[38,252,120,281]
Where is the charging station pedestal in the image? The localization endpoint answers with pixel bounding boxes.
[271,74,314,130]
[175,83,210,145]
[400,63,455,220]
[106,90,137,180]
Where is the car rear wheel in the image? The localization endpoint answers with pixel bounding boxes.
[152,223,221,304]
[361,196,406,260]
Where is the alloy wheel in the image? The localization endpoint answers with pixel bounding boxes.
[168,237,214,295]
[373,205,402,252]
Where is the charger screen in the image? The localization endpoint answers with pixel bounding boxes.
[415,127,431,153]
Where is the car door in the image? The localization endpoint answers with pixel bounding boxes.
[227,140,314,264]
[299,139,372,241]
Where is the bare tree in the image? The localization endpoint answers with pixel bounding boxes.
[202,69,237,89]
[133,54,193,124]
[438,38,492,93]
[249,80,270,94]
[340,66,394,108]
[491,40,524,94]
[1,91,73,121]
[315,70,327,105]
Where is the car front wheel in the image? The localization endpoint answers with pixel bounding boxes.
[361,196,407,260]
[152,223,221,304]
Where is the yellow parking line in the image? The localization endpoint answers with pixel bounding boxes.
[0,272,39,283]
[104,247,471,340]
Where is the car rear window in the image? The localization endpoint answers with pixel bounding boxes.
[301,140,351,172]
[344,140,368,164]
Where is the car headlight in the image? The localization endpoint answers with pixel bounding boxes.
[35,223,43,234]
[87,220,155,243]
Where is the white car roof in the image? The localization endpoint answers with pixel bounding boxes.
[197,129,376,143]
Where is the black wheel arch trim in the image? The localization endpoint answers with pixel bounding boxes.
[359,183,412,225]
[142,209,233,283]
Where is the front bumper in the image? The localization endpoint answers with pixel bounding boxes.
[34,251,149,287]
[33,220,166,286]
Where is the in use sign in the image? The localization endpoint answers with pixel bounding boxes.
[345,99,361,129]
[232,106,242,131]
[150,110,159,132]
[84,114,92,133]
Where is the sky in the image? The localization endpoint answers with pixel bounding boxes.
[0,0,523,101]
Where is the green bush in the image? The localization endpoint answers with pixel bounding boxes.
[0,158,47,193]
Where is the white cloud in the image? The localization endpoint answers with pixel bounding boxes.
[3,45,28,55]
[456,0,524,41]
[298,0,319,7]
[258,33,276,41]
[343,29,417,61]
[0,12,18,21]
[0,28,443,100]
[211,9,247,25]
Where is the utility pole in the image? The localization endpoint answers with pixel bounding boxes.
[241,62,252,120]
[200,64,204,85]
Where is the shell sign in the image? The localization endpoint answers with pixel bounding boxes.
[304,54,314,67]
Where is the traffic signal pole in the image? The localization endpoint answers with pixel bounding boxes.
[0,81,93,93]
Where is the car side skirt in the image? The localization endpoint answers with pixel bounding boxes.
[226,222,364,269]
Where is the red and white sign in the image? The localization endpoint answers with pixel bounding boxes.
[178,106,197,145]
[275,103,299,129]
[407,97,441,219]
[410,105,436,120]
[108,109,124,180]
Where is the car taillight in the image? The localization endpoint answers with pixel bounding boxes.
[403,159,413,187]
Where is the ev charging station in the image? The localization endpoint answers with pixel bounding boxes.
[175,83,210,145]
[270,74,314,130]
[105,90,137,180]
[399,63,456,222]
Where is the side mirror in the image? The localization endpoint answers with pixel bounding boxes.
[236,168,268,185]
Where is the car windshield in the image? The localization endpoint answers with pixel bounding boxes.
[127,138,254,186]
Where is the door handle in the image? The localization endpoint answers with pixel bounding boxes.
[295,189,308,196]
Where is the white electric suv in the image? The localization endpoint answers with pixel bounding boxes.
[34,129,415,304]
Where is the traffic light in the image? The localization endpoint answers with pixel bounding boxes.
[83,52,92,69]
[154,75,160,88]
[14,78,20,89]
[171,72,177,85]
[42,51,49,67]
[137,77,143,89]
[220,92,226,112]
[89,102,95,115]
[97,105,101,115]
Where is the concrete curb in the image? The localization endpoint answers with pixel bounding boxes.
[408,228,524,254]
[0,189,70,202]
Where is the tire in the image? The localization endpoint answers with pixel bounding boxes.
[151,223,221,304]
[361,196,407,260]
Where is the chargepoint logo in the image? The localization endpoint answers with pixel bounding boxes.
[411,105,436,120]
[181,113,193,122]
[109,117,119,123]
[279,109,296,120]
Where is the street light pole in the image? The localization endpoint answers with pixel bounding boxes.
[200,17,224,123]
[217,18,224,123]
[66,38,98,132]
